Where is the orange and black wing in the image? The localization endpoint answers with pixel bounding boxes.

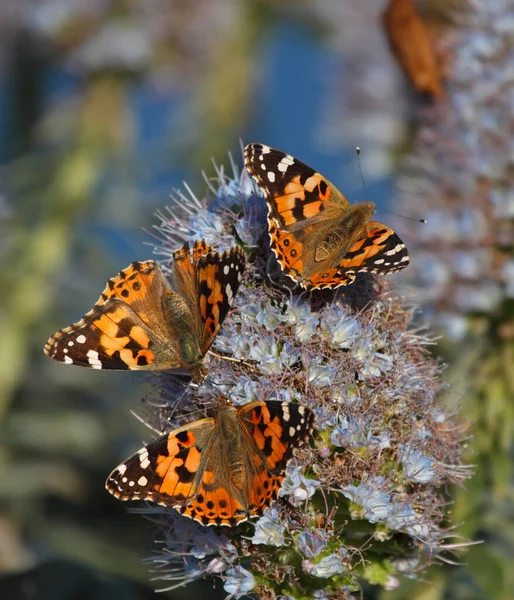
[44,261,182,370]
[305,222,410,290]
[196,245,246,354]
[245,143,349,231]
[105,417,251,526]
[238,400,314,518]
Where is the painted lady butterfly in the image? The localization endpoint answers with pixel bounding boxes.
[106,398,314,526]
[245,143,410,290]
[44,240,246,382]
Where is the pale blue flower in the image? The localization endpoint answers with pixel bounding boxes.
[255,304,284,331]
[224,566,256,597]
[279,466,320,507]
[391,556,421,577]
[386,503,431,540]
[283,297,320,341]
[330,416,365,448]
[321,307,359,349]
[343,479,393,522]
[250,336,300,375]
[307,357,336,388]
[252,508,285,546]
[310,553,345,578]
[229,377,261,405]
[313,407,337,430]
[398,444,437,483]
[298,531,327,558]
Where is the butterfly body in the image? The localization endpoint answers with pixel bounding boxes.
[44,241,246,382]
[106,399,314,526]
[245,143,409,289]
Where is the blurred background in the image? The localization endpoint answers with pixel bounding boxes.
[1,0,512,599]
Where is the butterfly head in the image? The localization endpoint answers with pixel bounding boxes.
[359,201,375,218]
[190,364,208,384]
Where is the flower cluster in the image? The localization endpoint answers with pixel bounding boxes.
[389,4,514,597]
[394,0,514,341]
[133,153,470,599]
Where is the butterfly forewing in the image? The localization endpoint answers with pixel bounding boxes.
[336,222,410,274]
[106,417,215,506]
[197,246,246,353]
[239,401,314,473]
[245,143,350,230]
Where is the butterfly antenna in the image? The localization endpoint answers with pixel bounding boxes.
[384,209,427,224]
[357,146,427,224]
[356,147,369,202]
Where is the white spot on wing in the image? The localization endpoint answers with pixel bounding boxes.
[278,156,294,173]
[64,356,73,364]
[87,350,102,369]
[225,283,233,303]
[138,447,150,470]
[76,334,86,344]
[267,171,276,183]
[385,244,405,256]
[138,476,148,486]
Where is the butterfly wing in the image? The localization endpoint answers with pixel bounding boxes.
[44,261,184,370]
[299,222,409,290]
[245,143,350,231]
[168,241,246,356]
[197,246,246,354]
[106,400,314,526]
[334,222,410,286]
[238,401,314,518]
[106,418,214,509]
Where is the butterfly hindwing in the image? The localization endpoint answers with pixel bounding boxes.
[335,221,410,276]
